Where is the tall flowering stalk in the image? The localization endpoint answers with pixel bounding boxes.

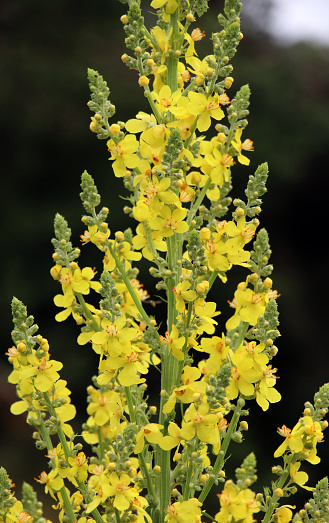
[3,1,329,523]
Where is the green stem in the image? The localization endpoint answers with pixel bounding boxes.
[144,222,160,261]
[198,408,241,504]
[37,415,76,523]
[76,292,101,332]
[139,450,157,502]
[97,425,105,460]
[144,85,163,124]
[167,8,179,93]
[261,456,295,523]
[107,242,152,326]
[125,386,136,423]
[208,270,218,291]
[183,450,194,500]
[184,116,198,150]
[187,177,212,226]
[42,393,105,523]
[115,507,121,523]
[230,321,249,352]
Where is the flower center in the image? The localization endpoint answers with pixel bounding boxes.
[165,217,177,230]
[106,324,118,336]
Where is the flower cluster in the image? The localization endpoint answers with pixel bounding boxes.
[3,1,329,523]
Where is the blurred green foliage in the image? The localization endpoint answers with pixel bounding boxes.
[1,0,329,518]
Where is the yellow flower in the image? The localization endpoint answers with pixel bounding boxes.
[274,505,295,523]
[289,462,313,490]
[67,452,89,484]
[187,92,225,132]
[163,365,206,413]
[106,471,139,512]
[150,205,189,237]
[274,424,305,457]
[91,316,137,357]
[172,279,197,313]
[159,325,186,360]
[103,240,142,272]
[141,175,179,208]
[199,334,229,376]
[135,423,164,453]
[125,111,157,134]
[186,55,216,84]
[181,402,220,447]
[16,354,63,393]
[159,422,183,451]
[164,498,202,523]
[86,388,123,427]
[226,288,266,330]
[152,85,182,114]
[231,126,254,165]
[194,298,221,335]
[215,480,259,523]
[107,134,140,177]
[226,216,256,251]
[204,240,230,272]
[133,223,167,261]
[255,364,281,411]
[6,501,33,523]
[101,351,148,387]
[151,0,178,16]
[226,366,257,401]
[35,470,64,499]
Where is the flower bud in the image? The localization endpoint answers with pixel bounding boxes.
[109,124,121,135]
[139,75,149,86]
[196,74,205,86]
[120,14,128,24]
[115,231,124,242]
[186,13,194,22]
[190,171,202,185]
[216,132,226,143]
[263,277,272,289]
[200,227,211,241]
[224,76,234,89]
[17,342,26,352]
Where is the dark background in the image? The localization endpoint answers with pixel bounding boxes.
[1,0,329,519]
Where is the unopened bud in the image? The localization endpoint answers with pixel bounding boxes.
[115,231,124,242]
[263,277,272,289]
[139,75,149,86]
[224,76,234,89]
[200,227,211,241]
[190,171,202,185]
[109,124,121,135]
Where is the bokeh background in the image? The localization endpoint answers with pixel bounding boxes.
[1,0,329,519]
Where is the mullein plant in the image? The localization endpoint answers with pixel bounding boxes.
[3,0,329,522]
